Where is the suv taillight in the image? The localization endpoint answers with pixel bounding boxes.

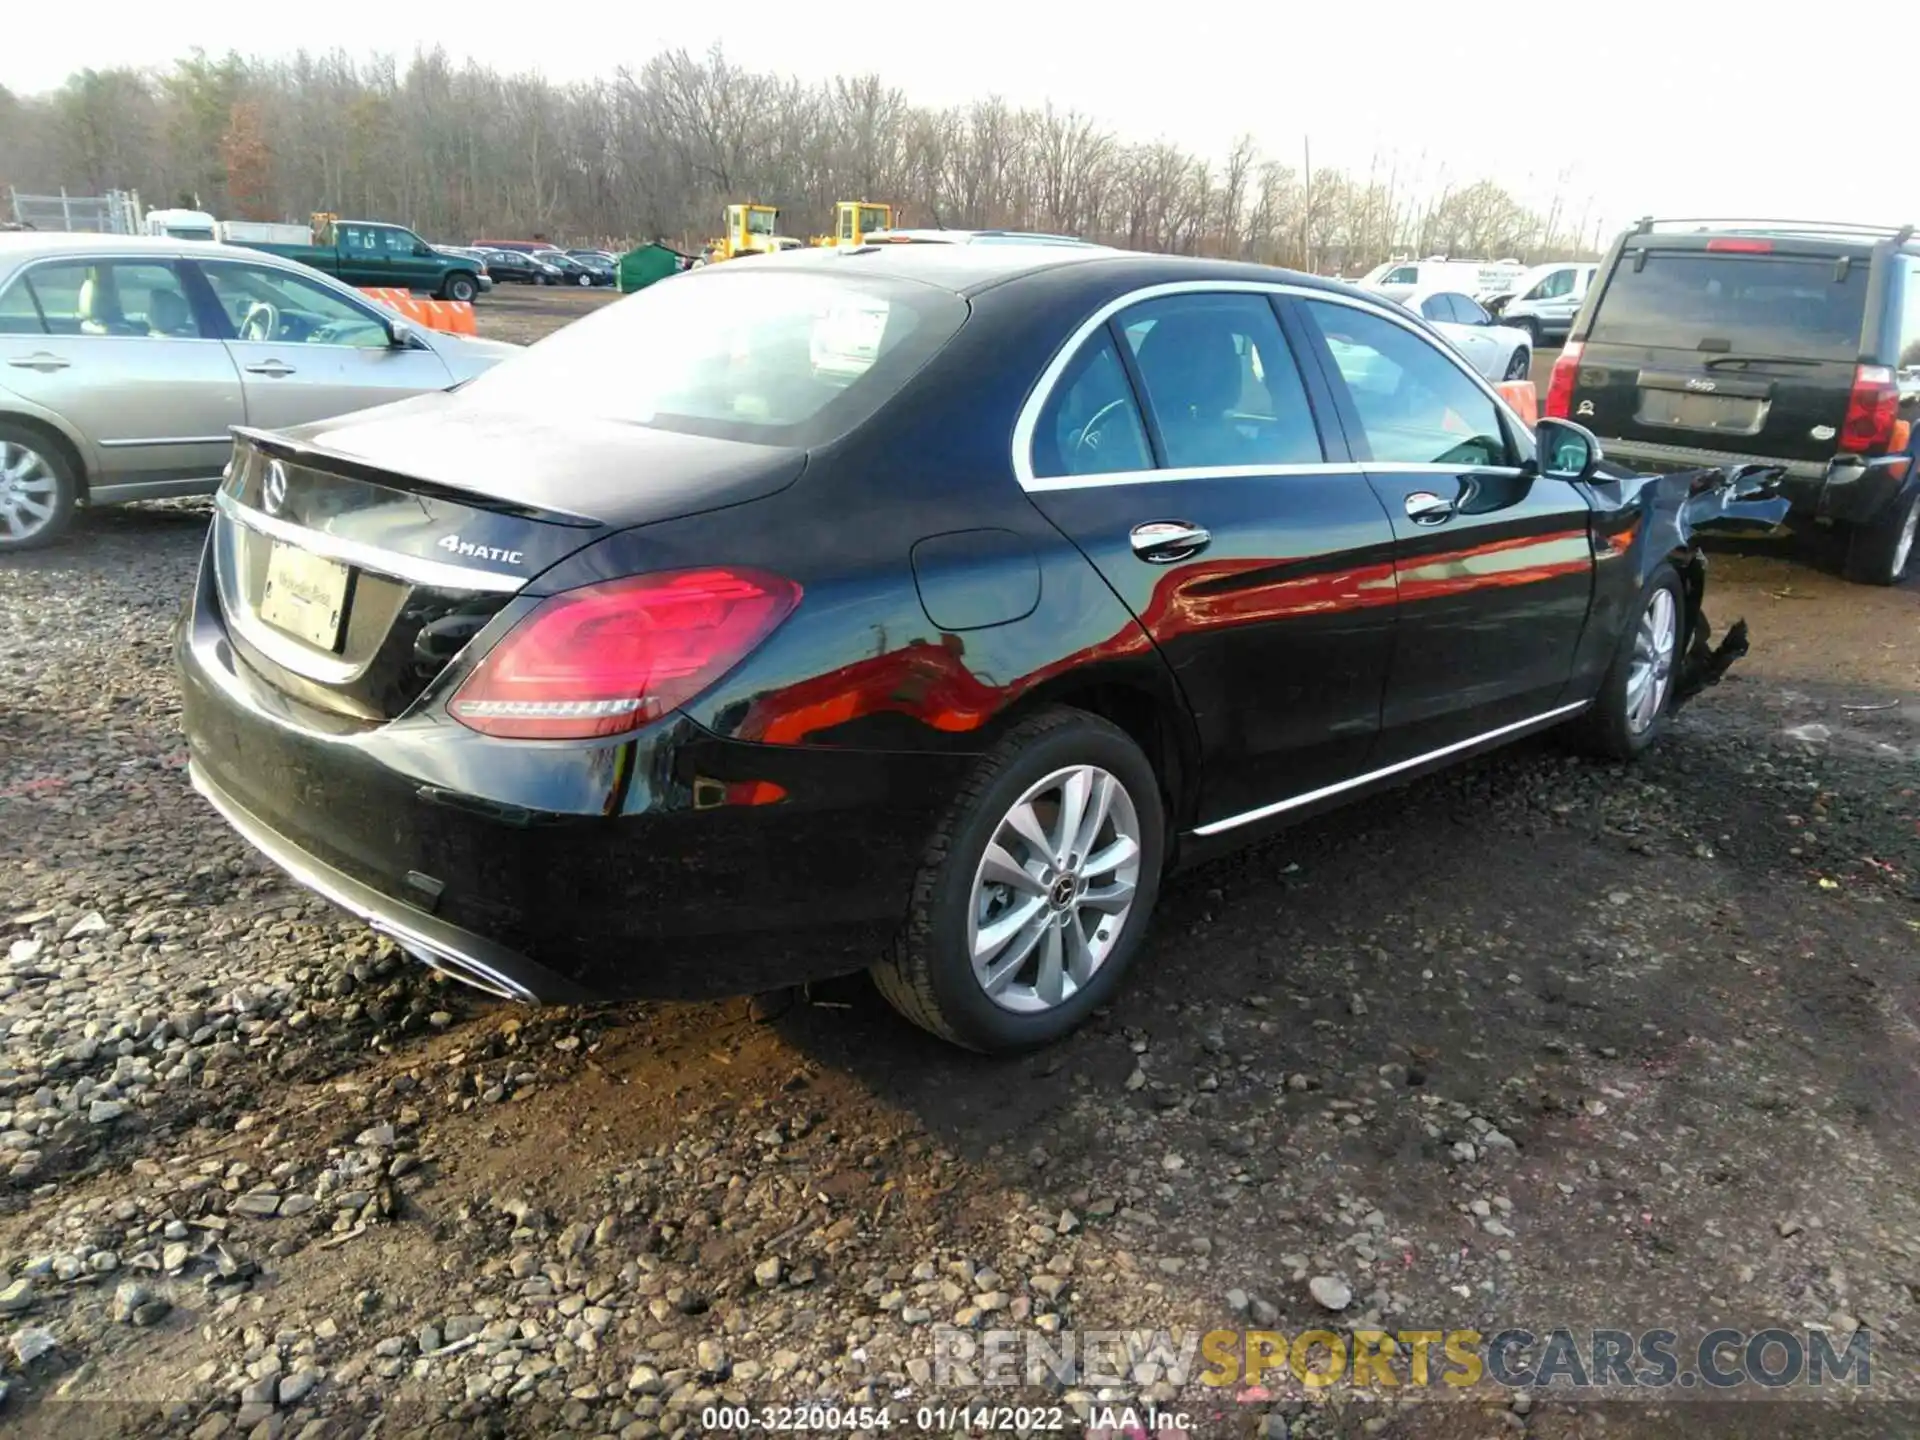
[1839,365,1899,454]
[449,568,801,739]
[1544,340,1583,419]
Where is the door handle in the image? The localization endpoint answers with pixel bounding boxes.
[7,353,70,372]
[1130,520,1211,563]
[243,361,296,377]
[1404,490,1457,525]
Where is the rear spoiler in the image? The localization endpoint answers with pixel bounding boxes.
[229,425,600,528]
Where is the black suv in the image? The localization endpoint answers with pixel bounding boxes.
[1545,218,1920,584]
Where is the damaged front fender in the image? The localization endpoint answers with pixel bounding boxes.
[1583,460,1793,710]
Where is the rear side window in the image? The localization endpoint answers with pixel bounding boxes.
[1032,330,1153,479]
[1590,251,1868,360]
[455,269,968,447]
[1900,257,1920,371]
[1119,293,1322,468]
[1302,300,1508,468]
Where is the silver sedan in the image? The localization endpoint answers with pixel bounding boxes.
[0,234,519,551]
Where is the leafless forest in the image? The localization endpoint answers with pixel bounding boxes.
[1,46,1600,269]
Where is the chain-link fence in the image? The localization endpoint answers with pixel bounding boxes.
[6,187,143,234]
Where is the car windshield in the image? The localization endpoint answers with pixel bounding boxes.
[1590,251,1869,360]
[454,268,969,446]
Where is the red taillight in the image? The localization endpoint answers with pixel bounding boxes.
[1706,237,1773,253]
[449,567,801,739]
[1544,340,1583,419]
[1840,364,1899,454]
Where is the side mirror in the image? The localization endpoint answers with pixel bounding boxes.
[1537,417,1602,482]
[388,315,418,348]
[413,242,433,257]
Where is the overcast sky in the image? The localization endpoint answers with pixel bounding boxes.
[6,1,1913,240]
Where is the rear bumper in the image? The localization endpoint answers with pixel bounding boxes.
[1597,438,1911,525]
[175,539,969,1003]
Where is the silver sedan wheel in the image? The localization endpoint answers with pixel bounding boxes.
[967,764,1142,1014]
[1625,587,1678,734]
[0,440,61,544]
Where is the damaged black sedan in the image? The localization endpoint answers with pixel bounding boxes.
[175,247,1790,1051]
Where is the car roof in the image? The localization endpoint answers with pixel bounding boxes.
[0,232,310,270]
[1619,219,1918,256]
[725,243,1367,300]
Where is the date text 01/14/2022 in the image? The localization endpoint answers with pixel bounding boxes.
[700,1404,1083,1431]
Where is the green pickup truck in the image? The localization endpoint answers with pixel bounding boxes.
[233,217,484,303]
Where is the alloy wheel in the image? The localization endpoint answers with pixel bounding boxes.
[967,764,1142,1014]
[1625,587,1677,734]
[0,440,60,544]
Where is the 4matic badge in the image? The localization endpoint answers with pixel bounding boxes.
[437,535,525,566]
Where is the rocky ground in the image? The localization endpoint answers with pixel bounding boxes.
[0,292,1914,1439]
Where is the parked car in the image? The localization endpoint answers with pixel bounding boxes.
[176,246,1787,1051]
[1490,261,1598,347]
[472,239,564,256]
[544,252,613,287]
[566,249,618,266]
[476,248,564,286]
[0,233,519,550]
[1395,288,1534,381]
[1547,217,1920,585]
[233,218,485,303]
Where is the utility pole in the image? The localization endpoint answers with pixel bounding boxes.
[1301,135,1312,273]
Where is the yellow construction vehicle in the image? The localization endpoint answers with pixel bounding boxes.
[707,203,803,261]
[811,201,895,248]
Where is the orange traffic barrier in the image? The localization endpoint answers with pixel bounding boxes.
[1498,378,1539,428]
[356,288,475,337]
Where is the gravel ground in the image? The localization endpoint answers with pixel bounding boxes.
[0,289,1915,1439]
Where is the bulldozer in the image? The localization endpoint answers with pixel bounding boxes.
[707,203,804,262]
[811,201,895,248]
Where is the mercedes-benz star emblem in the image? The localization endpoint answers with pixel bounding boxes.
[262,459,288,516]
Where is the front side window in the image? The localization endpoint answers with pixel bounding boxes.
[1302,300,1508,468]
[8,260,200,338]
[455,268,967,446]
[1529,268,1575,301]
[199,262,391,348]
[1383,265,1419,285]
[1032,329,1152,479]
[1119,293,1322,469]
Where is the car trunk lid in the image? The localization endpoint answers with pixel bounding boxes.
[211,399,806,724]
[1569,247,1869,468]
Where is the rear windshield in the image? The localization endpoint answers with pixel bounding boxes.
[455,268,967,445]
[1589,251,1868,360]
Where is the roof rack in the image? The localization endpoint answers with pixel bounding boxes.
[1632,216,1916,245]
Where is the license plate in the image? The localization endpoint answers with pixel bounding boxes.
[1637,388,1765,435]
[260,543,352,652]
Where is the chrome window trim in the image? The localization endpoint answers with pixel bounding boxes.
[1010,278,1535,491]
[99,435,232,448]
[1191,700,1590,837]
[214,489,525,593]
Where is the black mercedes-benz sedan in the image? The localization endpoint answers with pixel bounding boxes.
[176,243,1789,1051]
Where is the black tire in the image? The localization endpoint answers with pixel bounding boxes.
[1840,486,1919,586]
[443,273,478,304]
[1569,564,1686,761]
[872,706,1166,1052]
[0,421,79,553]
[1504,346,1532,381]
[1516,317,1542,351]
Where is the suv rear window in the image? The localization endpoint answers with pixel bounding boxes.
[454,269,968,446]
[1589,251,1868,361]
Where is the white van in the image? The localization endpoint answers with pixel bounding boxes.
[1359,256,1528,302]
[140,208,217,241]
[1492,262,1598,347]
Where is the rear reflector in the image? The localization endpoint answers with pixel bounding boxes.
[1706,238,1774,253]
[450,567,801,739]
[1839,364,1899,454]
[1543,341,1583,419]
